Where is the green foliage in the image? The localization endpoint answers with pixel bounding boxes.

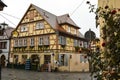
[87,1,120,80]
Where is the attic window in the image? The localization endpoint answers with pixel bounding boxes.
[21,25,28,32]
[36,22,44,29]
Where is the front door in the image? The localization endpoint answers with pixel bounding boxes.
[31,55,39,70]
[42,55,51,71]
[1,55,6,67]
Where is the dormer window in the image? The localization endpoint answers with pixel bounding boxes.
[36,22,44,30]
[21,25,28,32]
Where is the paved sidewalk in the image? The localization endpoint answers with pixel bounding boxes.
[2,68,91,80]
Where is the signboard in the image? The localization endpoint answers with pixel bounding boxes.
[25,59,31,70]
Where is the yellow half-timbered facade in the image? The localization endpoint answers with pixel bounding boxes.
[10,4,89,72]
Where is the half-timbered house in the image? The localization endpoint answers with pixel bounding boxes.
[10,4,89,72]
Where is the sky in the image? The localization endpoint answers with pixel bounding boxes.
[1,0,100,37]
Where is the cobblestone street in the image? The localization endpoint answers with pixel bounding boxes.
[2,68,91,80]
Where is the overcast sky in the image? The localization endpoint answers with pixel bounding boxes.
[1,0,100,37]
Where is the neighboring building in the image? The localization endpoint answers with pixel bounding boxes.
[0,23,14,67]
[90,38,100,52]
[98,0,120,9]
[0,0,7,67]
[98,0,120,50]
[10,4,89,72]
[84,29,100,52]
[0,0,7,11]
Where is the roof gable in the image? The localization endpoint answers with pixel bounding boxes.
[15,4,58,31]
[15,4,81,37]
[57,14,80,29]
[32,4,58,29]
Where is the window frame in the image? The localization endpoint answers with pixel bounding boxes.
[23,38,27,47]
[39,36,43,46]
[0,42,7,49]
[30,37,35,47]
[21,25,28,32]
[36,22,44,30]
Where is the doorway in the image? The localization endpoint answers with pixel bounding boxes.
[31,54,39,70]
[0,55,6,67]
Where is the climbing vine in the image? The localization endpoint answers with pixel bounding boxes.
[87,1,120,80]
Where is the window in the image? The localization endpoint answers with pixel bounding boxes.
[23,39,27,46]
[36,22,44,29]
[74,40,77,47]
[30,38,34,46]
[80,54,88,63]
[14,40,18,47]
[59,54,68,66]
[44,36,50,45]
[0,42,7,49]
[39,37,43,46]
[83,42,88,48]
[18,39,23,47]
[59,36,66,45]
[21,25,28,32]
[38,36,50,46]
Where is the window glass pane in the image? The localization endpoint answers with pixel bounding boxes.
[36,22,44,29]
[39,37,43,45]
[30,38,34,46]
[21,25,28,32]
